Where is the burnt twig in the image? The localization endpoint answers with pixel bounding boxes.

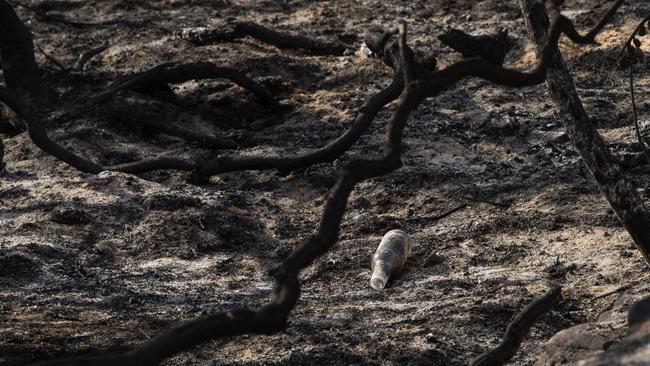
[628,62,650,164]
[615,15,650,67]
[36,44,67,71]
[616,16,650,164]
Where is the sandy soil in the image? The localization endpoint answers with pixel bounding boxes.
[1,0,650,365]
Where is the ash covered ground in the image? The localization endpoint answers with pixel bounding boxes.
[1,0,650,365]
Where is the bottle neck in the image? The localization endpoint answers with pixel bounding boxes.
[370,263,390,290]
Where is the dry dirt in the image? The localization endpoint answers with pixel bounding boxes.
[1,0,650,365]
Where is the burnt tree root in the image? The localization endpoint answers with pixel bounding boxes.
[179,22,347,56]
[469,286,562,366]
[31,2,627,364]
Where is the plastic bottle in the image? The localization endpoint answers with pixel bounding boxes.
[370,229,411,290]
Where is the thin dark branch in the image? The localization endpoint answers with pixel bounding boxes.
[36,44,68,71]
[179,21,347,56]
[469,286,562,366]
[407,203,469,222]
[615,14,650,63]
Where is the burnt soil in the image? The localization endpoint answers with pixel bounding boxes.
[1,0,650,365]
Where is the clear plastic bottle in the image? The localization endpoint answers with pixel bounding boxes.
[370,229,411,290]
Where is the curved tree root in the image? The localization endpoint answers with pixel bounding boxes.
[469,286,562,366]
[30,2,625,364]
[179,21,347,56]
[92,62,279,110]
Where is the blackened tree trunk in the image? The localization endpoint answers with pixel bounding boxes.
[519,0,650,266]
[0,0,55,107]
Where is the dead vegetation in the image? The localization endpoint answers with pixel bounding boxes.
[1,0,650,365]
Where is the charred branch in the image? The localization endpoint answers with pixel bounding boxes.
[615,14,650,68]
[616,15,650,164]
[178,22,347,56]
[73,42,109,71]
